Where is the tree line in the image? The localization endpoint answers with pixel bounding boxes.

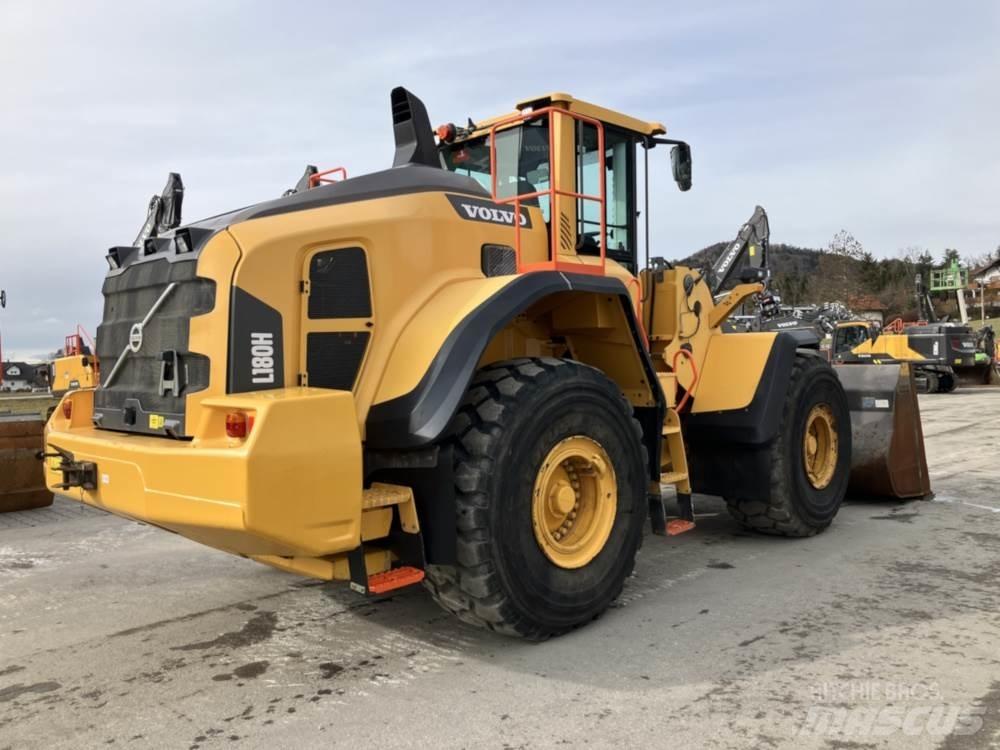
[767,232,1000,318]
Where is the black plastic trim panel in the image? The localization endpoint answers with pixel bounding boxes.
[228,288,285,393]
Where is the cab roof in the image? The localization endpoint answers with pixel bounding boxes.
[459,92,667,140]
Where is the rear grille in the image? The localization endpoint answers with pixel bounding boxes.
[94,258,215,437]
[306,332,369,390]
[308,248,372,319]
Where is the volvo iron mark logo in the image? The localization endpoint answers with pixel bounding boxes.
[128,323,144,352]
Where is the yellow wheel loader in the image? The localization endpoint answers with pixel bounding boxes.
[831,319,979,393]
[44,88,916,638]
[50,327,100,397]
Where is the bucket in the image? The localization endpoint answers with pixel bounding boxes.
[833,363,931,499]
[0,416,53,512]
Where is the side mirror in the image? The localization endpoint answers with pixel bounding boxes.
[671,143,692,192]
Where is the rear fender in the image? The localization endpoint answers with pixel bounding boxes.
[365,272,663,464]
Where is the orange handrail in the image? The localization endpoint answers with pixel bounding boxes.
[488,106,606,276]
[309,166,348,188]
[64,325,96,357]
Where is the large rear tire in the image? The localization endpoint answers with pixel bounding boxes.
[725,354,851,537]
[424,357,647,639]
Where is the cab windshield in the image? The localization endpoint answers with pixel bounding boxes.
[834,325,869,354]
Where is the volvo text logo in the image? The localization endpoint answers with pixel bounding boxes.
[458,202,528,226]
[445,194,533,229]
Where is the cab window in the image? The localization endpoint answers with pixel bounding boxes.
[441,121,551,221]
[577,125,636,271]
[440,120,637,270]
[834,325,869,354]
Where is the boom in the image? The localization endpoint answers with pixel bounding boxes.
[709,205,769,295]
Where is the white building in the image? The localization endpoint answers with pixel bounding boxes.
[1,362,43,391]
[972,258,1000,286]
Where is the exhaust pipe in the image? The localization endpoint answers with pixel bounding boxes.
[390,87,440,169]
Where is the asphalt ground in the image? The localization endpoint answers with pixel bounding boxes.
[2,388,999,749]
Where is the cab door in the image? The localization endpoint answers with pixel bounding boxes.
[298,246,374,392]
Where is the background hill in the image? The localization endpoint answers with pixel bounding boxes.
[680,232,1000,322]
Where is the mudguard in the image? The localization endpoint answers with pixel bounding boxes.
[365,272,663,451]
[683,333,800,500]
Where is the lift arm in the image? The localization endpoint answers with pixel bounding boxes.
[133,173,184,247]
[710,282,766,329]
[709,206,769,296]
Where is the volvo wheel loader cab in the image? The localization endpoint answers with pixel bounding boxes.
[46,87,854,639]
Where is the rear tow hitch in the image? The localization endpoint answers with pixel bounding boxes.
[39,444,98,490]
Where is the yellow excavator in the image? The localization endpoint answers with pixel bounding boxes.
[44,88,927,638]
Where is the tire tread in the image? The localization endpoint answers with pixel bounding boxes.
[424,357,646,639]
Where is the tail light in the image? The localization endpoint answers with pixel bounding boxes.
[225,412,249,439]
[62,399,73,420]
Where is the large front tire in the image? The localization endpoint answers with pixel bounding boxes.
[424,358,647,639]
[726,354,851,537]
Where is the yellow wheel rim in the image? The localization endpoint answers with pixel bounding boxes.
[803,404,838,490]
[531,436,617,569]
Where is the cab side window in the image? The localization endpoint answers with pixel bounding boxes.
[493,120,552,222]
[577,125,636,271]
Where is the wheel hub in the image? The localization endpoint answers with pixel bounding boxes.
[532,436,617,569]
[803,404,838,490]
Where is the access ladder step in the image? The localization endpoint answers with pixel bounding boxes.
[362,483,413,509]
[666,519,696,536]
[660,471,689,485]
[367,566,425,595]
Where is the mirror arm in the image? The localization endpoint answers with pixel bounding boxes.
[646,136,689,149]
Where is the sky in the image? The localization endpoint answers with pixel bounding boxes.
[1,1,999,360]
